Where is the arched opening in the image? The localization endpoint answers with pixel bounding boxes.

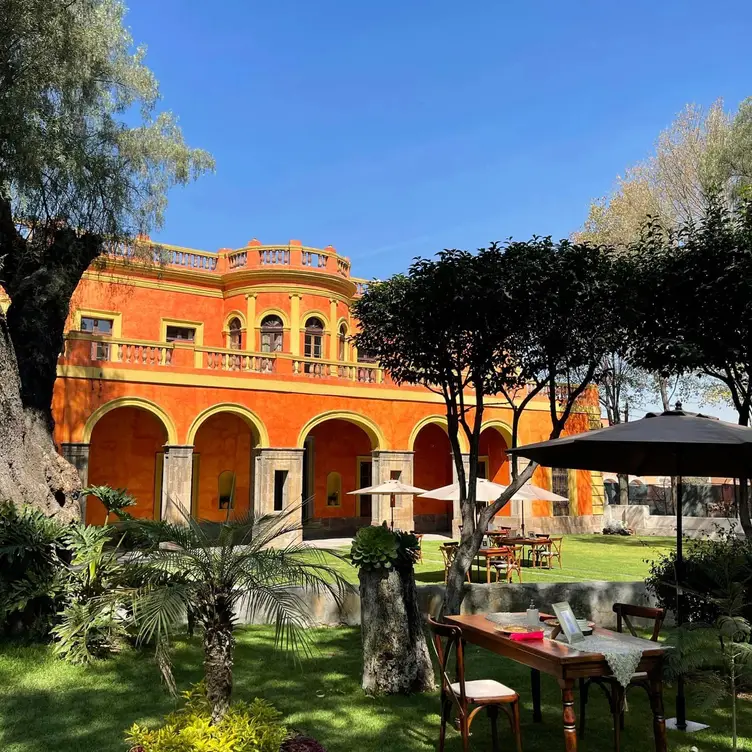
[192,411,258,522]
[228,317,242,350]
[412,422,453,533]
[304,317,324,374]
[478,426,512,519]
[300,417,380,538]
[260,315,284,353]
[629,478,648,506]
[87,406,168,524]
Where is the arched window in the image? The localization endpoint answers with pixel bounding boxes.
[218,470,236,510]
[304,317,324,359]
[326,471,342,507]
[260,315,284,353]
[228,317,242,350]
[338,323,348,361]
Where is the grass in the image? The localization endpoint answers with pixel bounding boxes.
[319,534,677,585]
[0,625,746,752]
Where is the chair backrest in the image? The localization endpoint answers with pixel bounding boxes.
[613,603,666,642]
[549,536,563,553]
[427,616,466,705]
[440,543,459,568]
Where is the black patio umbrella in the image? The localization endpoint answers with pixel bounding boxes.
[508,404,752,732]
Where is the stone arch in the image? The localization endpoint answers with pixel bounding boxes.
[222,309,247,330]
[83,397,178,445]
[256,308,290,329]
[187,403,270,447]
[479,419,514,448]
[408,415,470,453]
[296,410,387,450]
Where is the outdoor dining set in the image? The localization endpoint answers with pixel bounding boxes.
[440,531,564,584]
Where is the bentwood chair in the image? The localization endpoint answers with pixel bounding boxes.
[428,617,522,752]
[440,543,471,584]
[410,532,424,564]
[532,536,563,569]
[490,546,522,583]
[578,603,667,752]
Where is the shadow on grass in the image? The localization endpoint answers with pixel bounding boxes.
[0,626,743,752]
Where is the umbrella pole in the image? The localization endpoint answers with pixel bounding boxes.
[675,476,686,731]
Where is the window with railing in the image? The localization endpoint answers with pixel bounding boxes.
[81,316,113,360]
[228,317,242,350]
[260,315,284,353]
[304,317,324,370]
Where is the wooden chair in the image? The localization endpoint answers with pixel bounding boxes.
[427,617,522,752]
[489,546,522,583]
[440,543,471,584]
[529,537,552,568]
[532,536,563,569]
[411,532,424,564]
[578,603,667,752]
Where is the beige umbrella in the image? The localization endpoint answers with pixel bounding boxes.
[419,480,566,536]
[348,479,427,529]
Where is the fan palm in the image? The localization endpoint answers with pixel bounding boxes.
[124,501,349,724]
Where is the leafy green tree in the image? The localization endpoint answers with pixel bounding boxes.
[124,508,348,724]
[628,197,752,534]
[354,240,620,614]
[0,0,213,518]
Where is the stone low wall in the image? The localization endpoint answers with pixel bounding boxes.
[605,504,742,538]
[237,580,657,630]
[525,514,604,535]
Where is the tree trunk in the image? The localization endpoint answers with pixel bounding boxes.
[203,617,235,724]
[738,480,752,538]
[618,473,629,505]
[359,563,434,695]
[0,312,80,520]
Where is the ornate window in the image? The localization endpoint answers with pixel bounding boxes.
[551,468,570,516]
[260,315,284,353]
[338,323,348,361]
[304,317,324,359]
[228,317,242,350]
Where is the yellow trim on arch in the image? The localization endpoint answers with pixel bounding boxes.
[300,309,330,330]
[296,410,387,450]
[186,403,270,447]
[407,415,470,453]
[83,397,178,444]
[256,308,291,329]
[479,419,514,448]
[222,309,247,332]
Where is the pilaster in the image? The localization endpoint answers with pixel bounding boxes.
[289,294,301,355]
[61,442,90,519]
[161,445,194,523]
[371,450,415,531]
[253,448,305,546]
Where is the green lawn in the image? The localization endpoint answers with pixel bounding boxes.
[0,625,745,752]
[321,534,676,584]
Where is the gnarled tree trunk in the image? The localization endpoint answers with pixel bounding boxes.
[360,563,434,694]
[0,312,80,519]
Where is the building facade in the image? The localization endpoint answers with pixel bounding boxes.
[42,237,604,538]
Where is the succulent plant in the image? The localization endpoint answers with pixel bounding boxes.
[350,524,421,571]
[350,523,399,570]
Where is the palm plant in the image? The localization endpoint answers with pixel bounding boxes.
[81,485,137,524]
[124,502,349,724]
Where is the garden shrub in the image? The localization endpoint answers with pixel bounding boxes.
[646,531,752,624]
[125,683,288,752]
[0,502,69,639]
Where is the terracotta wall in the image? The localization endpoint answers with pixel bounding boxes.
[308,419,372,518]
[86,406,166,523]
[413,423,453,516]
[193,412,252,522]
[479,428,512,517]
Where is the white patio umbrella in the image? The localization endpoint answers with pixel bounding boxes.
[419,480,566,536]
[347,479,427,530]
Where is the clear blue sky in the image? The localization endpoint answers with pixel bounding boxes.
[127,0,752,282]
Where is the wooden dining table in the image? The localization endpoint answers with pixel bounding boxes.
[475,546,522,583]
[444,613,668,752]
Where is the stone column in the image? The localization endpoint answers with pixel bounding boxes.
[61,443,90,519]
[451,452,471,538]
[371,450,415,531]
[253,448,305,547]
[161,445,194,524]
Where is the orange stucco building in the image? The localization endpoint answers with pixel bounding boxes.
[44,238,604,538]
